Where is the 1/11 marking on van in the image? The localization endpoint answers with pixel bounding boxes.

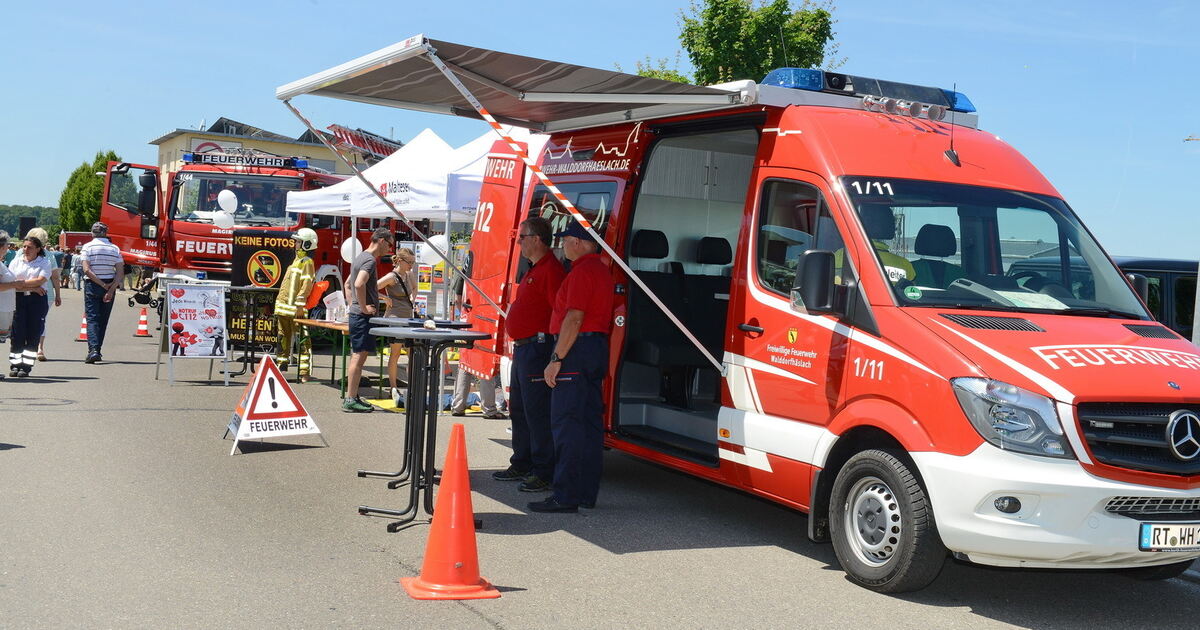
[853,357,885,380]
[848,180,894,195]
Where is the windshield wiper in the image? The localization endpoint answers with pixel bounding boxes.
[1052,307,1144,320]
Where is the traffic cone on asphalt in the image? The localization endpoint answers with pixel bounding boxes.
[75,315,88,342]
[401,423,500,600]
[133,308,152,337]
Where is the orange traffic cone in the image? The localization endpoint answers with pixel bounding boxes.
[133,308,152,337]
[75,315,88,342]
[401,423,500,600]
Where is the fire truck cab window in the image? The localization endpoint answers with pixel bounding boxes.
[174,174,301,227]
[106,168,153,215]
[757,180,845,295]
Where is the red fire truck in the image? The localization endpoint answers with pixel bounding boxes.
[99,150,363,288]
[280,37,1200,593]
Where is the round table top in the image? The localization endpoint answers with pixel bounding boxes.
[369,316,471,329]
[369,326,490,342]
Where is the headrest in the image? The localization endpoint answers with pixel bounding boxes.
[914,224,957,258]
[697,237,732,265]
[631,229,668,259]
[859,204,896,240]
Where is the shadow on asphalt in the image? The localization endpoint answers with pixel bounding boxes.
[470,450,1200,626]
[470,451,824,559]
[0,443,26,451]
[231,440,326,454]
[10,376,98,383]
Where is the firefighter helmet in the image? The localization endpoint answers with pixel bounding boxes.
[293,228,318,251]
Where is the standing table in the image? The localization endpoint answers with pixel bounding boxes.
[356,325,490,532]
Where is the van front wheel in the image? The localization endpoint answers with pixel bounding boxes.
[829,449,946,593]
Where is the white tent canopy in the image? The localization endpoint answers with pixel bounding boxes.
[285,128,452,217]
[351,125,544,219]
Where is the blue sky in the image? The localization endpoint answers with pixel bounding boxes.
[2,1,1196,258]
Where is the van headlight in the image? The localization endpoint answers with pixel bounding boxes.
[951,378,1074,459]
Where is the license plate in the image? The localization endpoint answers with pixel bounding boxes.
[1139,522,1200,551]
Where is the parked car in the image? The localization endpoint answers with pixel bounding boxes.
[1007,256,1195,339]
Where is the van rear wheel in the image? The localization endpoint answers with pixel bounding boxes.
[829,449,946,593]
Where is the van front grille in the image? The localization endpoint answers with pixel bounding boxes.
[1078,402,1200,476]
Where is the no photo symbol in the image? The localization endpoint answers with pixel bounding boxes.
[224,355,326,454]
[248,250,282,287]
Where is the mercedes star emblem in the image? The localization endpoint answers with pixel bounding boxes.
[1165,410,1200,461]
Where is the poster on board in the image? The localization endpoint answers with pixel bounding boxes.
[166,284,227,359]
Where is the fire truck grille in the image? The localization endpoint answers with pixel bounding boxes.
[1078,403,1200,476]
[940,313,1044,332]
[1122,324,1179,339]
[1105,496,1200,515]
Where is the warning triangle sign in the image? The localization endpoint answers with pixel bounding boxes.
[226,356,323,453]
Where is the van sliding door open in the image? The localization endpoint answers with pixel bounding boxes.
[616,126,758,465]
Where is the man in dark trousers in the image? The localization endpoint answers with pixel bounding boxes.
[530,220,614,513]
[80,222,124,364]
[493,217,565,493]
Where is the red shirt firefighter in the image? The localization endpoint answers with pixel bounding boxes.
[531,220,614,513]
[491,217,565,493]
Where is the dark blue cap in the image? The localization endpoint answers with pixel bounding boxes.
[554,221,596,242]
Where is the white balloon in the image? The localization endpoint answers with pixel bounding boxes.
[213,211,235,230]
[216,189,238,213]
[418,234,448,265]
[340,237,363,263]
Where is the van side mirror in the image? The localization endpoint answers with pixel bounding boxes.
[1126,272,1149,303]
[137,170,158,219]
[792,250,836,314]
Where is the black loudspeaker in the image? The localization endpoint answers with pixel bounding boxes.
[18,216,35,240]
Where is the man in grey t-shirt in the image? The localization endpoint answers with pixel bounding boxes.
[343,227,394,412]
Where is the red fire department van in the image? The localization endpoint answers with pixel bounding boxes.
[99,151,361,288]
[278,37,1200,593]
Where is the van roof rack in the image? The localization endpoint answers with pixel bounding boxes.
[277,35,978,133]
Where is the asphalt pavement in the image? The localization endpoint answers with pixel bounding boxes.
[2,289,1199,629]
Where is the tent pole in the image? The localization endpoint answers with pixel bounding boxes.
[423,50,724,375]
[281,99,506,318]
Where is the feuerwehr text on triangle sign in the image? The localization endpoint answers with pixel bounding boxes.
[225,355,326,454]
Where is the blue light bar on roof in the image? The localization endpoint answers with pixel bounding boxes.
[763,67,977,114]
[762,67,824,91]
[940,89,977,113]
[293,158,309,169]
[182,152,195,163]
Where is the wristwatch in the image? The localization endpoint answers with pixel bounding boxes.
[550,352,563,363]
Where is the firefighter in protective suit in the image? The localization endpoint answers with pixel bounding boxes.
[274,228,318,381]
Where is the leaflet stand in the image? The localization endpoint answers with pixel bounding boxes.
[162,282,231,387]
[356,325,489,532]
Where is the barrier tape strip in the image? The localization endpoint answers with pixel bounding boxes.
[281,99,506,318]
[424,50,724,374]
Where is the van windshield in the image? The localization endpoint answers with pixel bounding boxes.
[841,177,1148,318]
[174,174,301,228]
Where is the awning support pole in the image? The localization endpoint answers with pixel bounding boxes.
[424,49,724,375]
[281,99,506,318]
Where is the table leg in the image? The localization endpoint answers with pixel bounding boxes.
[358,342,430,528]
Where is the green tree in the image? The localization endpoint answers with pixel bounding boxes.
[675,0,841,85]
[58,150,121,231]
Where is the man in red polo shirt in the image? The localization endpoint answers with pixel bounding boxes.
[493,217,565,493]
[530,220,614,513]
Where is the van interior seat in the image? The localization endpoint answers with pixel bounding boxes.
[910,224,966,289]
[686,236,733,358]
[626,229,699,366]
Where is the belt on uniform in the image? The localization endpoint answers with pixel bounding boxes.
[576,332,607,338]
[513,332,552,346]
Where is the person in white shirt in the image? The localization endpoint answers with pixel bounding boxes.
[25,227,60,362]
[7,235,51,377]
[80,222,124,364]
[0,231,48,374]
